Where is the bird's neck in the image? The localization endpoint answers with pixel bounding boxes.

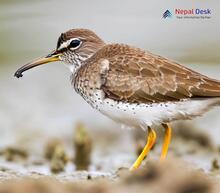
[64,53,91,75]
[67,59,85,75]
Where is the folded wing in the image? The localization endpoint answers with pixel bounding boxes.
[99,44,220,103]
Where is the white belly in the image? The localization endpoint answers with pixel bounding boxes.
[84,90,220,129]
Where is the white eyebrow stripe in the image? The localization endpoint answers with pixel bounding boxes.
[58,39,72,50]
[58,41,70,50]
[58,38,81,50]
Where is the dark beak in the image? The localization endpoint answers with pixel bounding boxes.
[14,50,61,78]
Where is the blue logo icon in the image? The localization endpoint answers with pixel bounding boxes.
[163,10,172,18]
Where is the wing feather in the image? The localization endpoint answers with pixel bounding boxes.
[87,44,220,103]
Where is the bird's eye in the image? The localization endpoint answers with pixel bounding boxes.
[69,39,81,48]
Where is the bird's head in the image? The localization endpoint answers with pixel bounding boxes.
[14,29,105,78]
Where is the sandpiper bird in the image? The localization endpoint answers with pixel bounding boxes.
[15,29,220,170]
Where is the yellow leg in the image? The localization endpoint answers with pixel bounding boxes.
[130,126,157,171]
[160,123,172,160]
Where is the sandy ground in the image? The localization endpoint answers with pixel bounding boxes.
[0,122,220,193]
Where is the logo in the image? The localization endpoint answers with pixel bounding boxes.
[162,8,212,19]
[163,10,172,18]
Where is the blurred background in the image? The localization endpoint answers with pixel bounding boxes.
[0,0,220,175]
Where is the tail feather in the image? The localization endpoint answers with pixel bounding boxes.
[199,77,220,97]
